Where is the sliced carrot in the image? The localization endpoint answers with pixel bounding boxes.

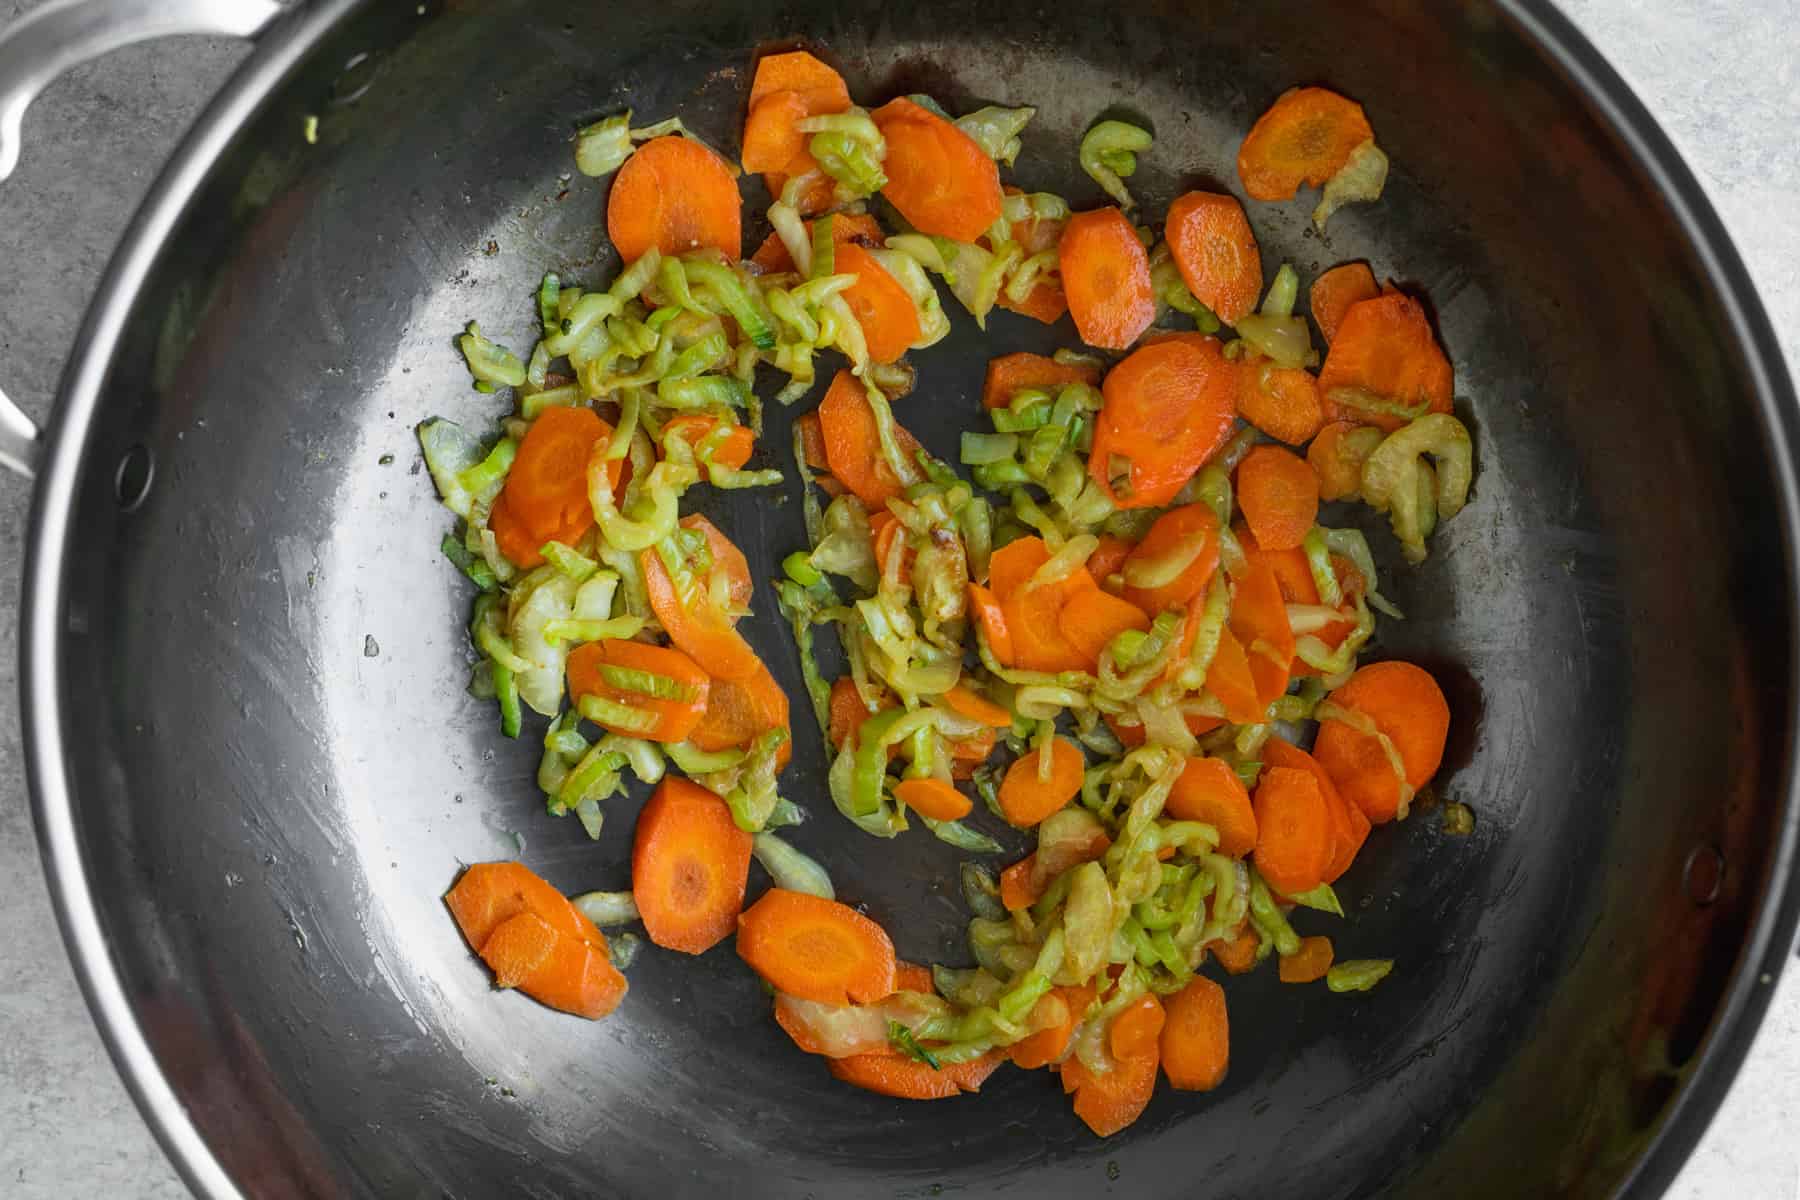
[796,410,831,473]
[893,777,974,821]
[679,513,753,613]
[1230,558,1296,708]
[741,89,813,174]
[1317,291,1454,431]
[966,581,1015,665]
[828,1050,1001,1099]
[492,406,613,569]
[996,541,1100,674]
[1262,737,1368,883]
[1313,660,1450,824]
[987,535,1053,602]
[663,415,754,471]
[1236,360,1325,446]
[942,685,1012,728]
[1121,503,1221,617]
[1059,207,1155,350]
[445,860,607,952]
[749,212,885,274]
[478,910,627,1020]
[1089,336,1237,509]
[828,675,892,750]
[632,777,754,954]
[1237,87,1375,202]
[999,856,1041,912]
[1251,766,1334,896]
[736,888,898,1005]
[1164,191,1262,326]
[608,135,742,262]
[1109,993,1167,1063]
[835,242,922,364]
[1167,757,1257,858]
[1086,535,1132,589]
[1160,976,1229,1090]
[749,49,850,113]
[1011,983,1095,1069]
[997,737,1085,827]
[1236,444,1319,552]
[1236,520,1318,604]
[1208,922,1261,974]
[567,638,711,742]
[1279,935,1335,984]
[1310,262,1380,343]
[816,369,924,509]
[1061,997,1164,1137]
[691,658,791,768]
[997,277,1068,324]
[981,352,1102,411]
[894,961,935,995]
[1305,420,1377,501]
[764,168,838,217]
[949,726,998,773]
[1058,587,1151,665]
[870,97,1003,243]
[641,545,761,684]
[1205,626,1264,725]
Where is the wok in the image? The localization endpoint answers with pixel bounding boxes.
[6,0,1799,1196]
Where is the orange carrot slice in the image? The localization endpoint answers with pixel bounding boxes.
[737,889,898,1006]
[640,545,762,684]
[1313,660,1450,824]
[1306,420,1377,501]
[1236,360,1325,446]
[1165,191,1262,325]
[1089,336,1236,509]
[942,685,1012,728]
[870,97,1003,243]
[1251,766,1334,895]
[1061,995,1164,1137]
[1160,976,1229,1090]
[1086,534,1132,589]
[663,415,755,471]
[632,777,755,954]
[1279,935,1335,984]
[749,212,886,274]
[997,737,1085,827]
[981,351,1102,410]
[836,242,922,364]
[1237,87,1375,202]
[1236,444,1320,552]
[893,777,974,821]
[479,910,627,1019]
[691,657,791,768]
[566,638,711,742]
[816,369,924,508]
[1120,503,1221,617]
[492,406,614,569]
[1205,625,1264,725]
[1059,207,1155,350]
[1230,558,1296,708]
[1317,291,1453,431]
[828,1050,1002,1099]
[1166,757,1257,858]
[1262,737,1368,883]
[1310,261,1380,343]
[1058,587,1152,665]
[608,135,742,261]
[966,581,1015,665]
[1011,983,1095,1070]
[1208,922,1261,974]
[445,860,607,952]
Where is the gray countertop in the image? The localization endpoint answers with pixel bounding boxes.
[0,2,1796,1196]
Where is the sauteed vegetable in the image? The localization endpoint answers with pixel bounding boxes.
[423,46,1471,1136]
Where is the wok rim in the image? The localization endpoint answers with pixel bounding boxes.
[17,2,1800,1197]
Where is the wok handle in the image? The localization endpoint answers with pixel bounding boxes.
[0,0,285,477]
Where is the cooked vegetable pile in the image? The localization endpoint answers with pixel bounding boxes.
[423,48,1472,1138]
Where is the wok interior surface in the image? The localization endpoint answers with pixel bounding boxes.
[39,0,1798,1196]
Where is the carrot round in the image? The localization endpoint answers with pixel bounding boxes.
[1061,997,1164,1137]
[981,351,1102,411]
[1279,935,1335,984]
[828,675,892,750]
[992,537,1100,673]
[1208,923,1260,975]
[833,242,922,364]
[765,168,838,217]
[966,582,1015,665]
[664,415,755,470]
[641,546,762,684]
[1165,191,1262,326]
[1237,86,1375,202]
[893,777,974,821]
[1089,336,1237,509]
[446,860,608,952]
[816,369,923,509]
[1236,444,1320,552]
[749,49,850,113]
[741,90,812,174]
[828,1050,1002,1099]
[1306,420,1378,501]
[942,685,1012,728]
[999,855,1041,912]
[1251,766,1335,896]
[1236,521,1318,604]
[691,658,791,767]
[1161,976,1229,1090]
[1167,757,1257,858]
[1314,660,1451,824]
[1109,993,1167,1062]
[679,513,753,613]
[608,135,742,262]
[631,777,754,955]
[987,535,1053,602]
[1262,737,1368,883]
[567,638,712,742]
[1059,207,1155,350]
[1236,360,1324,446]
[1058,587,1151,665]
[1229,558,1296,707]
[492,406,613,569]
[871,97,1003,243]
[1317,291,1453,431]
[1310,261,1380,343]
[1086,534,1132,589]
[1120,503,1221,616]
[737,888,898,1005]
[997,737,1085,827]
[1010,983,1095,1069]
[478,910,627,1020]
[750,212,885,274]
[1204,625,1264,725]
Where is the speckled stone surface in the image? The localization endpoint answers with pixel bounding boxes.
[0,2,1794,1196]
